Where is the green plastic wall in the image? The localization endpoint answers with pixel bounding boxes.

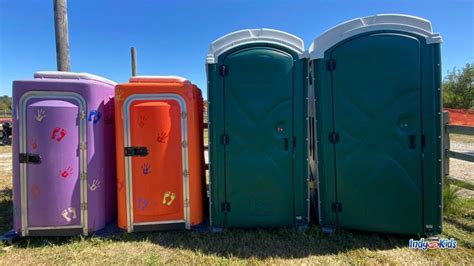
[311,30,442,235]
[207,43,310,229]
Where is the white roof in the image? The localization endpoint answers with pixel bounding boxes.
[34,71,117,86]
[129,75,190,83]
[206,28,305,64]
[309,14,442,60]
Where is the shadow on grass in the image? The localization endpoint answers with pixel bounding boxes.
[0,186,411,259]
[9,224,411,259]
[0,188,13,234]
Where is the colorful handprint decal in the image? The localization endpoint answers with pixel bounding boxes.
[30,138,38,150]
[51,127,67,142]
[88,110,102,124]
[61,207,77,222]
[88,179,101,191]
[31,185,41,198]
[60,166,73,178]
[35,109,46,122]
[138,115,148,128]
[136,197,149,211]
[156,130,169,143]
[115,89,124,101]
[162,191,176,206]
[117,180,124,192]
[142,163,152,175]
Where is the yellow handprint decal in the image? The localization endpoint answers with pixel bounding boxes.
[162,191,176,206]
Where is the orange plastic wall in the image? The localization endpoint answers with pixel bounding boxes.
[115,79,204,230]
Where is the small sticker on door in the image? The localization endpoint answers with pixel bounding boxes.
[35,109,46,122]
[62,207,77,222]
[138,115,148,128]
[51,127,67,142]
[142,163,152,175]
[31,185,41,198]
[116,89,124,101]
[162,191,176,206]
[88,110,102,124]
[137,197,149,211]
[59,166,73,179]
[88,179,101,191]
[156,131,169,143]
[30,138,38,150]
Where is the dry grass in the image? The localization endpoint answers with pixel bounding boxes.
[0,144,473,264]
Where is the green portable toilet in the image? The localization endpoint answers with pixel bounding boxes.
[309,14,443,235]
[206,29,314,230]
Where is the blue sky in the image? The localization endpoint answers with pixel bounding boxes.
[1,0,473,98]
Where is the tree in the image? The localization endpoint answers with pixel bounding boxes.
[443,63,474,109]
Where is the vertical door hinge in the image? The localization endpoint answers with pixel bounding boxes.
[184,199,189,208]
[80,173,87,180]
[80,111,86,120]
[422,135,426,147]
[332,202,342,213]
[220,65,228,76]
[326,59,337,71]
[181,112,187,119]
[183,170,189,179]
[80,142,87,150]
[81,203,87,211]
[329,132,339,144]
[222,202,231,213]
[221,134,229,145]
[182,140,188,148]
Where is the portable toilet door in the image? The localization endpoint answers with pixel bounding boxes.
[309,14,443,235]
[115,76,204,232]
[12,71,117,236]
[206,29,311,230]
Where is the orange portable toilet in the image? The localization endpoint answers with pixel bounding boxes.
[115,76,204,232]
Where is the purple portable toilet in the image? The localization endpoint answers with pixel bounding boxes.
[12,71,117,236]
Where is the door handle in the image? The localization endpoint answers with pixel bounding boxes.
[284,138,289,151]
[408,135,416,149]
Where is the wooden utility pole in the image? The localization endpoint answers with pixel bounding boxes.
[131,47,138,76]
[54,0,71,71]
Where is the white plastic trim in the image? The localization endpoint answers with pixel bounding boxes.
[34,71,117,86]
[206,28,305,64]
[309,14,442,60]
[129,75,190,83]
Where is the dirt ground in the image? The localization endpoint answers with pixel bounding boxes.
[449,134,474,197]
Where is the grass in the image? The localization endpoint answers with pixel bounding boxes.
[0,144,473,264]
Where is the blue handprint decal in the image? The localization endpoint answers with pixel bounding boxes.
[137,197,149,211]
[88,110,102,124]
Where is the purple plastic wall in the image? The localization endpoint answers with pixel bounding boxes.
[12,77,116,235]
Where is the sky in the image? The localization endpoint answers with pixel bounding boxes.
[0,0,473,99]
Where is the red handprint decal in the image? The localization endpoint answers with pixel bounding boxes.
[156,131,169,143]
[60,166,73,178]
[31,185,41,197]
[30,138,38,150]
[138,115,148,128]
[51,127,67,142]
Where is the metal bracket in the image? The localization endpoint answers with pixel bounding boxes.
[326,59,337,71]
[19,153,42,164]
[221,134,229,145]
[221,202,230,213]
[220,65,228,76]
[124,147,149,157]
[329,132,339,144]
[331,202,342,213]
